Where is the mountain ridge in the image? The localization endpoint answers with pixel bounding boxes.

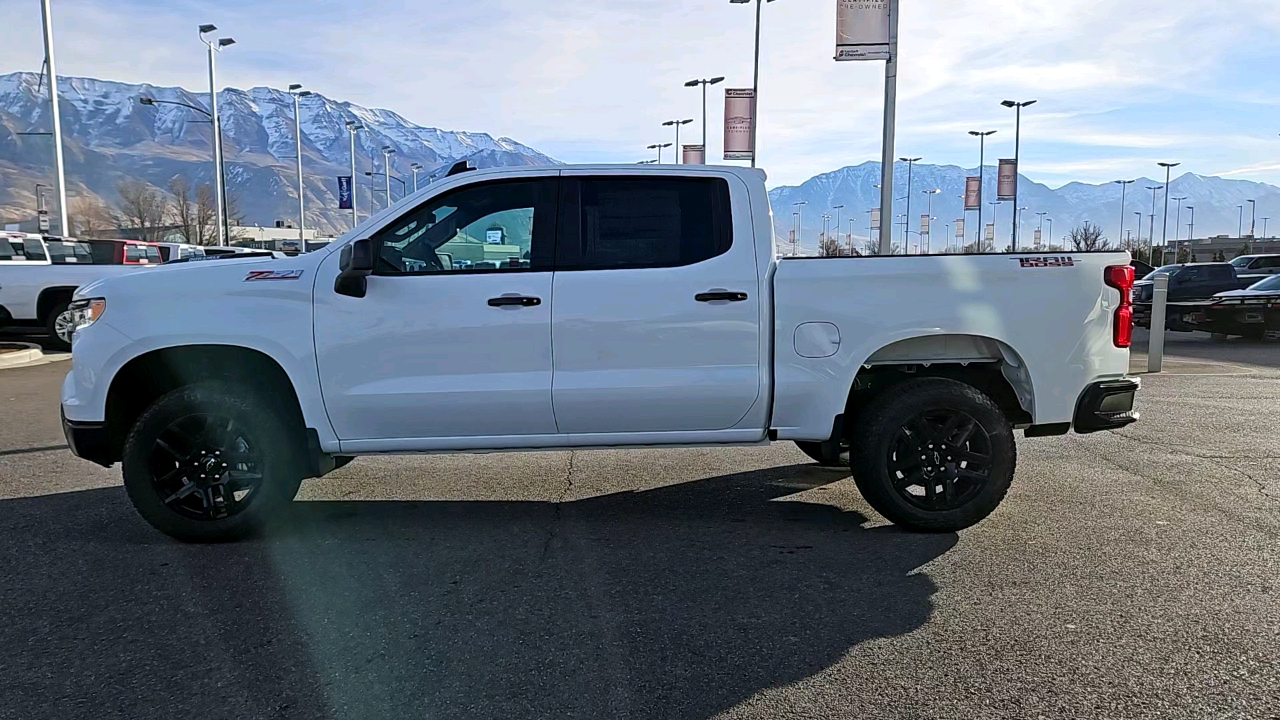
[0,71,557,235]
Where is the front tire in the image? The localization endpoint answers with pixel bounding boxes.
[850,378,1016,533]
[122,383,303,542]
[45,301,71,351]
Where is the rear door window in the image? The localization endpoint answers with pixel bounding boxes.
[1207,265,1233,281]
[556,177,733,271]
[23,239,47,261]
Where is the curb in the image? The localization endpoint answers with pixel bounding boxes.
[0,343,43,368]
[0,344,71,371]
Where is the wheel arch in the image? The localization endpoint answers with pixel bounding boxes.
[36,286,77,322]
[833,333,1035,442]
[102,345,309,467]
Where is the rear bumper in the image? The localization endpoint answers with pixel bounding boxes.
[61,408,114,468]
[1073,378,1140,434]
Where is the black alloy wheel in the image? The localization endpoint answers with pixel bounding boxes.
[147,413,265,521]
[122,383,302,542]
[850,378,1016,533]
[886,409,991,511]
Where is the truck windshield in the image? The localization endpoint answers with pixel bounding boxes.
[1143,265,1180,279]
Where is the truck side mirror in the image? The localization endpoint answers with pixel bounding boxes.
[335,238,374,298]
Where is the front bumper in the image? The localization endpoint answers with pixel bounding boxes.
[1073,378,1140,434]
[61,408,114,468]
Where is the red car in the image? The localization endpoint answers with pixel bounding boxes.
[84,239,164,265]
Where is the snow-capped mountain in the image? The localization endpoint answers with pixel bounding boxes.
[0,72,557,235]
[769,162,1280,255]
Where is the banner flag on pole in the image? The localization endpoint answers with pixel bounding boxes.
[955,219,965,238]
[1034,228,1042,245]
[723,89,755,161]
[337,175,353,210]
[997,159,1017,200]
[920,213,930,235]
[964,177,981,210]
[870,208,881,231]
[985,223,995,243]
[682,145,706,165]
[835,0,892,61]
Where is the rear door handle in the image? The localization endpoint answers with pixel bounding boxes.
[695,291,749,303]
[488,295,542,307]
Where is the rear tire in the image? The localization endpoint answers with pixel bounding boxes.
[122,383,303,542]
[850,378,1016,533]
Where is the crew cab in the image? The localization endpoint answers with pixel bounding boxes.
[0,235,155,349]
[1229,254,1280,285]
[60,165,1140,542]
[1179,275,1280,341]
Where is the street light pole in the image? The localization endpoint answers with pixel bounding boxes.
[1237,205,1244,240]
[1171,196,1187,245]
[1262,217,1270,240]
[922,188,939,253]
[729,0,776,168]
[1001,99,1037,251]
[346,121,361,229]
[1186,206,1195,246]
[1247,198,1257,253]
[1158,162,1180,253]
[663,119,693,163]
[684,77,724,160]
[1114,179,1134,249]
[200,25,235,245]
[793,200,807,256]
[382,147,395,204]
[900,157,921,254]
[39,0,68,237]
[832,204,844,251]
[288,84,311,244]
[969,130,997,248]
[876,0,899,255]
[1145,185,1163,260]
[411,163,422,193]
[1036,211,1048,247]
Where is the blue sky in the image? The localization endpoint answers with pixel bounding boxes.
[3,0,1280,188]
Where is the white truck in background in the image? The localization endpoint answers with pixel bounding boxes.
[0,233,155,349]
[60,164,1140,542]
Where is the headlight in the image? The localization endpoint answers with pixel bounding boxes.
[65,298,106,337]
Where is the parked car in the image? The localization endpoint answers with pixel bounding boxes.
[1178,275,1280,341]
[83,239,164,265]
[1229,254,1280,285]
[1131,262,1254,329]
[61,164,1139,542]
[0,236,156,350]
[0,232,52,266]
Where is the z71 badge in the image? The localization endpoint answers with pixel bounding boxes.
[244,269,305,281]
[1013,256,1075,268]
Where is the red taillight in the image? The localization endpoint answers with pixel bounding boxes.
[1105,265,1135,348]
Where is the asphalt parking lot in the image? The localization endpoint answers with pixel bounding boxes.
[0,331,1277,720]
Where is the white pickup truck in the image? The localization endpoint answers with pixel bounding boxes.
[60,165,1140,542]
[0,234,153,349]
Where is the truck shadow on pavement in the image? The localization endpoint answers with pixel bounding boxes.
[0,463,956,720]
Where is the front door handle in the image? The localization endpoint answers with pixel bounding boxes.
[488,295,542,307]
[695,291,749,303]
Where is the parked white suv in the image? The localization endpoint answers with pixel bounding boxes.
[61,165,1140,541]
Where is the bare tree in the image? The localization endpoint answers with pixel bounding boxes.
[168,176,197,244]
[1068,221,1111,252]
[192,183,218,245]
[70,196,113,238]
[113,179,168,241]
[819,236,843,257]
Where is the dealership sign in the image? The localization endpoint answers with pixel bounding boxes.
[835,0,892,61]
[997,159,1018,200]
[724,89,756,161]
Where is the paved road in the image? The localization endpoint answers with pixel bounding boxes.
[0,336,1277,719]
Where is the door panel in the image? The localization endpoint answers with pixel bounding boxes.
[314,175,559,442]
[550,175,761,434]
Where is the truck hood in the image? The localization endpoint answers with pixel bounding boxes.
[73,254,314,301]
